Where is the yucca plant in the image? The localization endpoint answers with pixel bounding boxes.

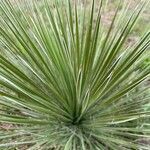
[0,0,150,149]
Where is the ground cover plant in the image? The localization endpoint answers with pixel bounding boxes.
[0,0,150,149]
